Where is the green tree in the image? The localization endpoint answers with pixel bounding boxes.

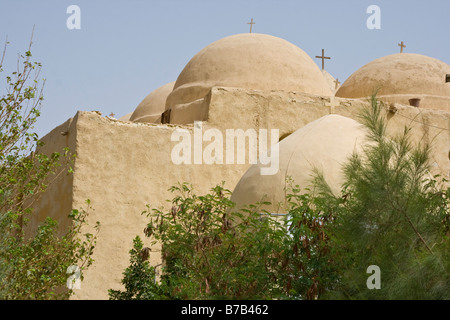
[320,94,450,299]
[0,36,99,299]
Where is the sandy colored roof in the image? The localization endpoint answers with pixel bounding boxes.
[166,33,332,110]
[118,112,133,121]
[336,53,450,100]
[130,81,175,123]
[230,114,367,213]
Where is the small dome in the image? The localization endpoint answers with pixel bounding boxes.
[118,112,132,122]
[130,81,175,123]
[166,33,332,111]
[230,115,367,213]
[336,53,450,111]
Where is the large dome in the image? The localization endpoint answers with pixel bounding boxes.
[130,81,175,123]
[336,53,450,111]
[230,115,367,213]
[165,33,332,111]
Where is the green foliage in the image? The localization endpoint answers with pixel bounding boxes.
[0,37,43,158]
[0,37,99,299]
[110,182,336,300]
[1,201,99,299]
[112,183,284,299]
[319,94,450,299]
[281,182,340,299]
[109,236,166,300]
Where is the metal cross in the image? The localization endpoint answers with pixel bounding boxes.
[315,49,331,70]
[398,41,406,53]
[247,18,255,33]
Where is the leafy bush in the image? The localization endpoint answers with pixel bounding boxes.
[0,36,99,299]
[1,201,99,299]
[110,182,336,300]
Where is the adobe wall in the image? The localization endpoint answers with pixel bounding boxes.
[68,112,251,299]
[207,87,449,179]
[28,116,78,236]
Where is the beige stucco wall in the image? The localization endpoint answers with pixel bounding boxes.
[65,112,251,299]
[207,87,449,179]
[31,86,449,300]
[28,116,78,236]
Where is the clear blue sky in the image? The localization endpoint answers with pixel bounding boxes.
[0,0,449,137]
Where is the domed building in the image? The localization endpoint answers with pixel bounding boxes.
[129,81,175,123]
[164,33,332,124]
[336,53,450,112]
[230,115,367,213]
